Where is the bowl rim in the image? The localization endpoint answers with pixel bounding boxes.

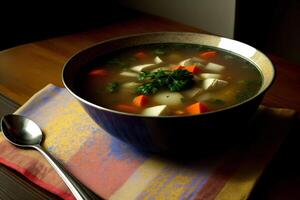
[62,31,276,118]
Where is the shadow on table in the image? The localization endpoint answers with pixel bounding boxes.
[138,107,297,199]
[248,118,300,200]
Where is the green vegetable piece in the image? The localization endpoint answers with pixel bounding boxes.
[136,83,158,95]
[136,69,194,95]
[106,82,120,93]
[138,71,150,81]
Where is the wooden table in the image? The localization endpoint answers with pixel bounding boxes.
[0,13,300,200]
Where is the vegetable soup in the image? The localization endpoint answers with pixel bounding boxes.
[77,43,262,116]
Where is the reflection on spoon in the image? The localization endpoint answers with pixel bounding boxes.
[1,114,90,200]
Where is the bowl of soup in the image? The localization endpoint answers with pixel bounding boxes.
[62,32,275,154]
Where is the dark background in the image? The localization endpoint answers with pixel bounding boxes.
[0,2,136,50]
[1,0,299,64]
[235,0,300,64]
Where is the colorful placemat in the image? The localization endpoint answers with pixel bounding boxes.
[0,84,296,200]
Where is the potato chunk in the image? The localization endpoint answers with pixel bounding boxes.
[154,56,163,64]
[179,57,206,67]
[153,91,184,106]
[122,82,141,89]
[182,87,203,98]
[142,105,169,116]
[205,63,225,73]
[131,63,162,72]
[202,78,228,91]
[120,71,139,77]
[199,73,221,79]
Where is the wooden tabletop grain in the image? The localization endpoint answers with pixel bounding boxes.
[0,14,208,105]
[0,12,300,200]
[0,15,299,114]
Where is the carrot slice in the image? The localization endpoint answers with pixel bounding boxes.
[134,51,147,59]
[184,65,202,74]
[172,65,201,74]
[186,102,209,115]
[199,51,217,59]
[89,69,108,76]
[174,110,185,115]
[115,104,140,114]
[133,95,149,107]
[171,65,185,71]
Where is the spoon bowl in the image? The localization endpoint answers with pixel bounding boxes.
[1,114,90,200]
[1,114,42,146]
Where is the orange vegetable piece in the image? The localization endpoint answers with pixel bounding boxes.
[89,69,108,76]
[199,51,217,59]
[115,104,140,114]
[184,65,202,74]
[133,95,149,107]
[171,65,185,71]
[186,102,209,115]
[174,110,185,115]
[134,51,147,59]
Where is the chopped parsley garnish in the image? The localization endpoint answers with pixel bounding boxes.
[106,82,120,93]
[136,69,194,95]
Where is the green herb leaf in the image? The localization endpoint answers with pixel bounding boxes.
[136,69,194,95]
[136,82,158,95]
[106,82,120,93]
[138,71,150,81]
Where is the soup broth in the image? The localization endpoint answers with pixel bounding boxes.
[77,43,262,116]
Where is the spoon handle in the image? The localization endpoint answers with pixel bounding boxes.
[32,144,90,200]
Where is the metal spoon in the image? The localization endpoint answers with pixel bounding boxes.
[1,114,90,200]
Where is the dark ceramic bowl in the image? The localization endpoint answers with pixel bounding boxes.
[62,32,275,154]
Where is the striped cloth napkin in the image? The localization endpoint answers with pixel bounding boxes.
[0,84,296,200]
